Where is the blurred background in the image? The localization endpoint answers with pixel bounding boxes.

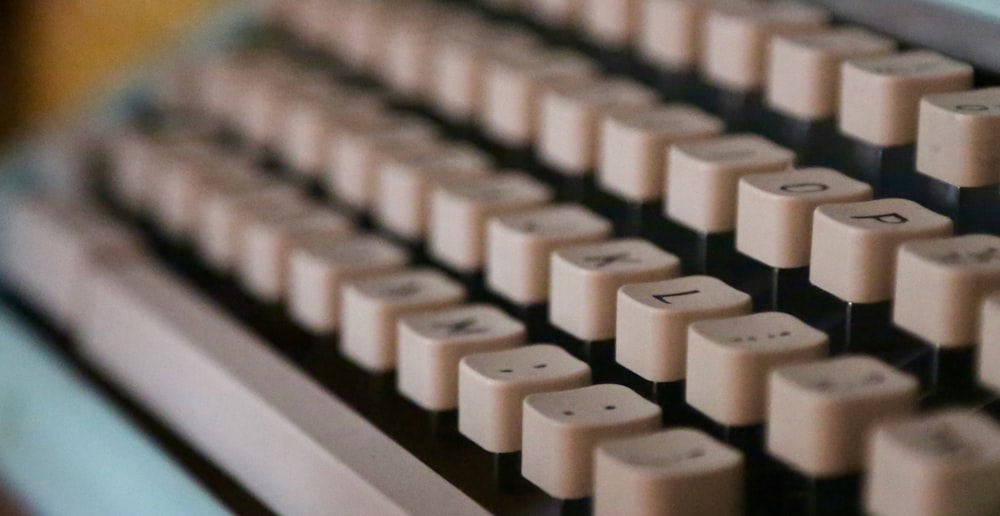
[0,0,223,145]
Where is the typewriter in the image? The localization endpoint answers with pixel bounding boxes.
[2,0,1000,514]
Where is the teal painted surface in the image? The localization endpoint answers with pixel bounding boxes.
[924,0,1000,19]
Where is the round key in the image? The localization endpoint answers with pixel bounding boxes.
[893,235,1000,347]
[581,0,642,48]
[616,275,752,383]
[979,293,1000,393]
[767,356,919,477]
[538,78,657,176]
[809,198,953,304]
[340,268,465,372]
[766,27,895,121]
[550,239,681,341]
[665,134,795,234]
[594,428,744,516]
[840,51,974,147]
[397,304,525,412]
[638,0,716,72]
[916,88,1000,187]
[428,173,552,273]
[288,234,410,335]
[598,105,723,203]
[686,312,828,426]
[486,204,612,306]
[522,384,661,500]
[458,344,591,453]
[866,410,1000,516]
[736,168,873,269]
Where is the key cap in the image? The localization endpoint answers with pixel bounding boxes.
[287,234,410,335]
[686,312,828,426]
[598,105,723,203]
[458,344,591,454]
[916,88,1000,188]
[106,130,197,213]
[593,428,744,516]
[333,0,394,72]
[529,0,582,28]
[979,294,1000,393]
[397,304,525,412]
[78,262,489,515]
[767,356,919,477]
[482,47,596,148]
[866,410,1000,516]
[550,239,681,342]
[736,167,873,269]
[538,78,657,176]
[428,173,552,273]
[486,204,612,306]
[616,275,752,384]
[152,146,250,239]
[581,0,642,48]
[340,268,465,373]
[381,6,441,100]
[665,134,795,234]
[374,143,493,241]
[810,198,953,304]
[522,384,661,500]
[638,0,716,73]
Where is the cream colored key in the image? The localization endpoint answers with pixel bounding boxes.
[979,294,1000,393]
[810,198,953,304]
[767,356,919,477]
[617,276,752,383]
[550,239,681,341]
[486,204,612,306]
[397,304,525,411]
[916,88,1000,187]
[638,0,717,72]
[702,2,829,91]
[381,7,441,100]
[767,28,896,121]
[893,235,1000,347]
[458,344,590,453]
[106,130,198,213]
[333,0,393,72]
[736,168,873,269]
[581,0,642,47]
[327,115,438,210]
[340,268,465,372]
[522,384,661,499]
[374,144,493,240]
[288,234,410,335]
[594,428,744,516]
[866,410,1000,516]
[840,51,974,147]
[666,134,795,233]
[538,77,658,176]
[598,105,724,202]
[428,173,552,272]
[238,206,354,303]
[530,0,582,27]
[686,312,828,426]
[483,47,596,148]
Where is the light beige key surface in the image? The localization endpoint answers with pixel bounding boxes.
[78,262,489,516]
[550,239,681,341]
[767,355,919,477]
[702,2,829,91]
[374,144,493,240]
[736,168,873,269]
[686,312,828,426]
[538,78,657,175]
[529,0,582,27]
[428,173,552,272]
[288,234,410,334]
[397,304,525,411]
[106,130,201,213]
[482,47,596,147]
[893,235,1000,347]
[840,51,974,147]
[810,198,953,303]
[916,88,1000,187]
[665,134,795,233]
[381,7,440,100]
[332,0,393,72]
[458,344,590,453]
[581,0,642,47]
[238,207,354,303]
[638,0,716,72]
[767,27,896,120]
[594,428,744,516]
[340,268,465,372]
[486,204,612,306]
[979,294,1000,393]
[522,384,661,499]
[616,275,752,383]
[866,410,1000,516]
[598,105,724,202]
